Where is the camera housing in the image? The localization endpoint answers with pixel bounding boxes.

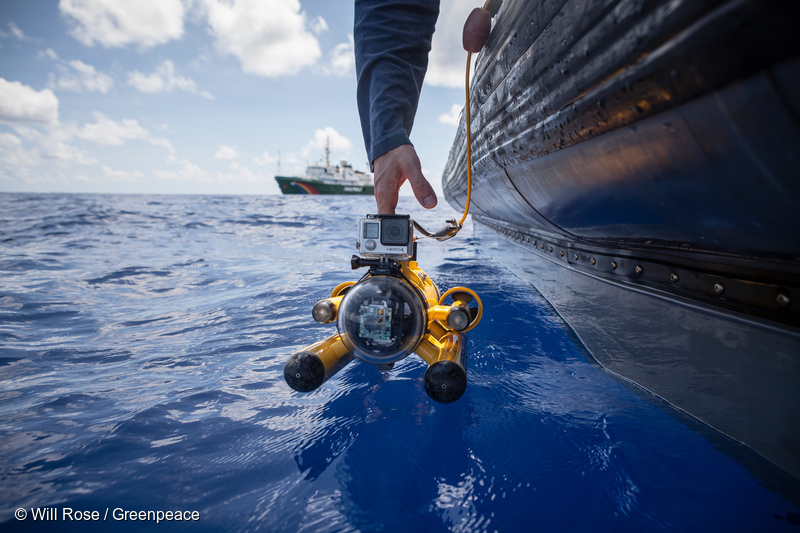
[357,214,414,259]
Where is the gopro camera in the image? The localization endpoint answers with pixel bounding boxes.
[357,214,414,259]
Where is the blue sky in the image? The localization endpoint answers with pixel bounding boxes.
[0,0,473,196]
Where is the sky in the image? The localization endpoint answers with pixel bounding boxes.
[0,0,474,196]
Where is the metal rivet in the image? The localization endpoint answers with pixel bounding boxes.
[670,273,679,283]
[714,283,724,296]
[777,293,790,308]
[533,239,537,245]
[591,258,596,265]
[560,250,564,257]
[549,246,553,252]
[541,243,545,249]
[634,265,643,275]
[574,254,579,261]
[611,261,617,270]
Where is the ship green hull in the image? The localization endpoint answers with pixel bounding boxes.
[275,176,374,195]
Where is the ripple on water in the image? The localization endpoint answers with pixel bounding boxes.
[0,194,797,530]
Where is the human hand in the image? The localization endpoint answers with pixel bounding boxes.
[373,144,437,215]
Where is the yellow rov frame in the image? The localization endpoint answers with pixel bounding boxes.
[284,258,482,403]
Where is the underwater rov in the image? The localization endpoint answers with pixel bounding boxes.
[284,214,482,403]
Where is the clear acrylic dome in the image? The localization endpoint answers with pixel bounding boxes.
[337,275,426,364]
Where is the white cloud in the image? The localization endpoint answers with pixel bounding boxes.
[6,22,31,41]
[156,157,266,186]
[41,136,99,165]
[439,103,463,126]
[215,145,239,160]
[0,78,59,124]
[50,58,114,93]
[427,0,475,88]
[158,156,209,182]
[202,0,322,77]
[59,0,185,48]
[0,109,179,188]
[309,16,328,35]
[307,127,352,153]
[323,34,354,77]
[219,161,261,183]
[127,60,213,99]
[0,124,98,172]
[148,137,177,154]
[0,132,38,176]
[0,132,24,151]
[76,112,148,145]
[74,112,175,152]
[254,151,277,165]
[101,165,145,183]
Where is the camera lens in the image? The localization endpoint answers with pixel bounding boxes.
[381,218,408,245]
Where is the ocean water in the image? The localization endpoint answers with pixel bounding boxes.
[0,193,798,532]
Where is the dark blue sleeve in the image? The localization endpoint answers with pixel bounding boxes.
[354,0,440,166]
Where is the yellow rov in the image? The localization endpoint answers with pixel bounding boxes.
[284,214,482,403]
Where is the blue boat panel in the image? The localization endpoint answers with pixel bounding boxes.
[477,221,800,479]
[502,64,800,257]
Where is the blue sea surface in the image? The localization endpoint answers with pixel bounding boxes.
[1,193,798,532]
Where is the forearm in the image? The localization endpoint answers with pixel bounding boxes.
[354,0,440,164]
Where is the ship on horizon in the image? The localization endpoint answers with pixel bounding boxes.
[275,141,374,195]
